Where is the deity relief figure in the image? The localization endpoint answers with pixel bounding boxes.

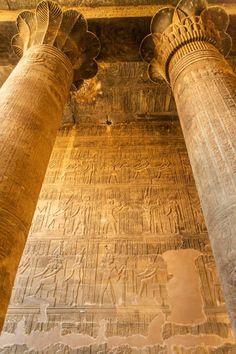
[142,189,163,234]
[18,253,32,276]
[180,154,194,184]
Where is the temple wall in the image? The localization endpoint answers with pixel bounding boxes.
[0,119,235,353]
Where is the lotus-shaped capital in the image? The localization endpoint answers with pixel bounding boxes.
[12,0,101,85]
[140,0,232,83]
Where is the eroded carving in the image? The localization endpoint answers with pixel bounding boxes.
[0,123,234,351]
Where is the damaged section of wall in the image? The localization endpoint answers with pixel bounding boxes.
[0,120,235,353]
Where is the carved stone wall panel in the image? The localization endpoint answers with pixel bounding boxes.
[0,122,235,352]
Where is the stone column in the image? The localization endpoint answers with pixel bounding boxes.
[141,0,236,334]
[0,0,100,330]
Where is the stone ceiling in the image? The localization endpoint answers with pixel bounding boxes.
[0,0,235,10]
[0,0,236,126]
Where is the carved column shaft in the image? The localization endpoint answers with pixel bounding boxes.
[140,0,236,334]
[0,45,73,329]
[0,0,99,330]
[169,41,236,332]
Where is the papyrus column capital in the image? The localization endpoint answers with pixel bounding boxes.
[140,0,232,83]
[11,0,101,87]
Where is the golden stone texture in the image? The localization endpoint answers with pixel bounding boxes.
[0,0,100,331]
[141,0,236,335]
[0,122,235,352]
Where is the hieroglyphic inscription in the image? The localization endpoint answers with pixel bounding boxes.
[0,121,235,352]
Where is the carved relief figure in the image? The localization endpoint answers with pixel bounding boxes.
[109,161,127,184]
[47,196,91,235]
[61,160,95,184]
[142,191,163,234]
[151,157,171,184]
[18,253,32,275]
[136,256,172,307]
[73,196,91,236]
[100,199,126,235]
[204,246,225,306]
[64,247,86,306]
[47,196,74,231]
[132,159,150,181]
[179,153,194,184]
[164,198,183,234]
[32,255,63,300]
[189,194,207,233]
[142,194,157,234]
[32,201,49,233]
[99,249,125,305]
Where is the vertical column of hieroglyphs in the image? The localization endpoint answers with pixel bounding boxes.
[0,0,100,330]
[140,0,236,336]
[0,110,235,353]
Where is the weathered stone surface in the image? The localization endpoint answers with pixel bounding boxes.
[141,0,236,336]
[0,121,235,352]
[0,0,235,350]
[0,0,100,331]
[170,40,236,337]
[0,44,73,331]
